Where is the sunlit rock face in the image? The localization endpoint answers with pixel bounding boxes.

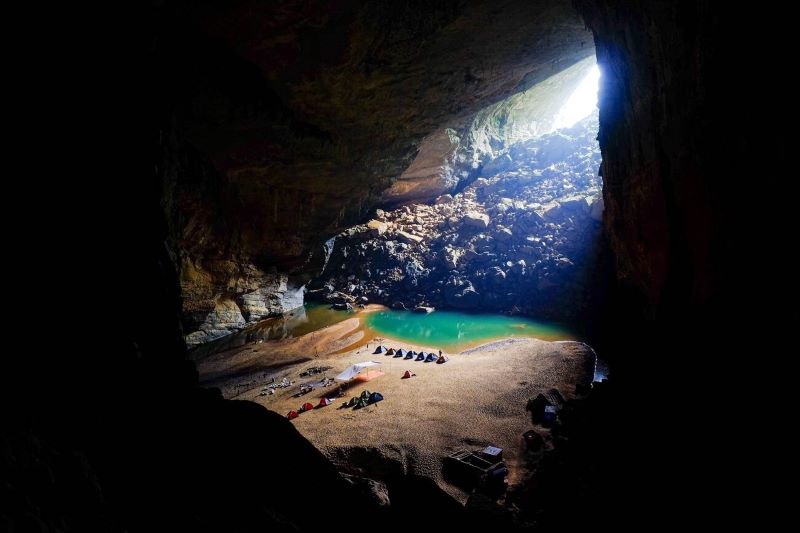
[158,0,593,343]
[311,114,602,320]
[381,58,597,206]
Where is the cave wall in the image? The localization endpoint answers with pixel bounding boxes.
[153,0,593,343]
[575,1,794,328]
[380,57,597,206]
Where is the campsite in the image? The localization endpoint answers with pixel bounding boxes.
[229,335,595,502]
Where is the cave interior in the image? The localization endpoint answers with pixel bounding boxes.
[2,1,794,531]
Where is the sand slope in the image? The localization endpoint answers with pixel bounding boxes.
[230,336,594,502]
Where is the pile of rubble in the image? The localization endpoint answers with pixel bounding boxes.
[308,113,603,321]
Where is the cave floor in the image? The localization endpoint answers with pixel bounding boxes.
[209,321,594,503]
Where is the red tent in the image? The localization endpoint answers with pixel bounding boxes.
[317,397,332,407]
[402,370,415,379]
[287,410,299,420]
[300,402,314,412]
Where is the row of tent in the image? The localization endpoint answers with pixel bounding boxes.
[288,390,384,419]
[373,345,449,363]
[287,396,334,419]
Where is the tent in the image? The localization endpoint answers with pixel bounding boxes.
[347,397,357,407]
[354,397,368,409]
[402,370,414,379]
[373,345,387,354]
[359,390,371,400]
[386,348,396,355]
[368,392,384,404]
[404,352,413,360]
[415,353,426,361]
[317,397,332,407]
[436,355,449,364]
[335,361,382,382]
[287,410,299,420]
[408,350,417,356]
[396,348,407,357]
[425,353,437,362]
[300,402,314,412]
[393,351,404,358]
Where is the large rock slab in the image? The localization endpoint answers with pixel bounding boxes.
[463,211,490,228]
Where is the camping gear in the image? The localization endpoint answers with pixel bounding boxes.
[526,389,565,425]
[443,450,509,495]
[425,353,437,362]
[335,361,382,382]
[436,354,449,364]
[393,351,403,358]
[317,397,332,408]
[402,370,414,379]
[287,410,299,420]
[300,402,314,412]
[396,348,407,357]
[368,392,384,404]
[415,352,425,361]
[347,397,357,407]
[480,446,503,461]
[359,390,371,400]
[408,350,417,356]
[354,397,368,409]
[404,352,413,360]
[386,348,395,355]
[373,345,387,354]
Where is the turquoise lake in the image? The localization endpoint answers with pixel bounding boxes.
[363,308,573,351]
[190,303,576,358]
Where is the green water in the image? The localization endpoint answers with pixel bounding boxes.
[363,308,573,351]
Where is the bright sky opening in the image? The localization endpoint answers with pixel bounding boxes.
[553,64,601,130]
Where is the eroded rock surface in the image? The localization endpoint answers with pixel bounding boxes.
[310,114,602,320]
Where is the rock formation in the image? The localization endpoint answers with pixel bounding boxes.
[311,113,602,321]
[152,0,594,343]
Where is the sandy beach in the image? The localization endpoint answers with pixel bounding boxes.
[198,310,594,502]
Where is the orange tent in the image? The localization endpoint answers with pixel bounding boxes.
[287,410,299,420]
[300,402,314,412]
[402,370,415,379]
[317,397,332,407]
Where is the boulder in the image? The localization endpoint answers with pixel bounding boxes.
[396,231,423,245]
[559,195,591,216]
[463,211,490,229]
[495,227,513,241]
[435,194,454,204]
[325,291,355,304]
[366,219,388,236]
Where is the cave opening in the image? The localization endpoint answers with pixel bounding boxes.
[297,58,604,350]
[16,2,794,532]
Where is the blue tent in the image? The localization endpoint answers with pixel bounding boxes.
[368,392,384,404]
[396,348,407,357]
[415,353,426,361]
[404,352,414,360]
[408,350,417,356]
[373,345,387,354]
[425,353,437,362]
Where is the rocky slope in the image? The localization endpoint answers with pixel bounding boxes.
[310,113,602,320]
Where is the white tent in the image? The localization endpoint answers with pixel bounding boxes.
[335,361,382,382]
